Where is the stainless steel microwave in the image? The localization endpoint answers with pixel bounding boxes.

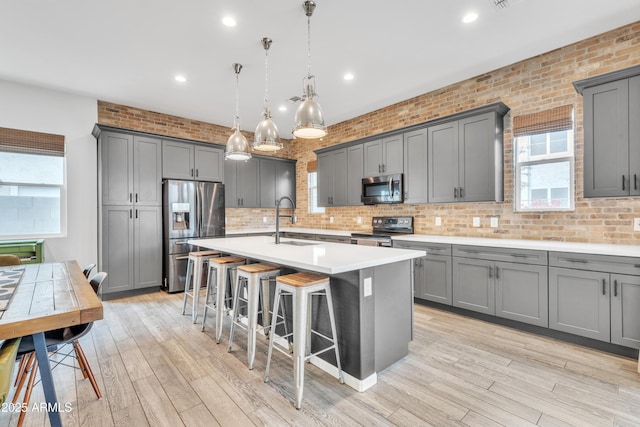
[361,173,403,205]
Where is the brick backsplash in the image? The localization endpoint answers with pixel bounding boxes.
[98,21,640,245]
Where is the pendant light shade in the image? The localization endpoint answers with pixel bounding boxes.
[254,38,282,152]
[292,0,328,139]
[225,63,251,161]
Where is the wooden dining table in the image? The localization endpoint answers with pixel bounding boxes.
[0,261,103,427]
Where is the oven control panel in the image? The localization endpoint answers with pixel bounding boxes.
[372,216,413,233]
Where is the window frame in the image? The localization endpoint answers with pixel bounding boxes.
[514,129,575,212]
[307,171,325,214]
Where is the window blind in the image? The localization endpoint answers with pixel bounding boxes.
[512,105,573,137]
[0,127,65,157]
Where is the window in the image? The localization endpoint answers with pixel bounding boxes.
[307,172,324,214]
[0,127,66,237]
[513,106,574,211]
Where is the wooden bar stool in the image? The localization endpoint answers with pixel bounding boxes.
[201,256,246,343]
[264,272,344,409]
[228,263,280,369]
[181,250,221,323]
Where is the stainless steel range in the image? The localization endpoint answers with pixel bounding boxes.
[351,216,413,247]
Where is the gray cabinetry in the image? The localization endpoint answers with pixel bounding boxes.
[549,251,640,348]
[453,245,548,325]
[394,241,452,304]
[403,129,428,204]
[363,135,403,177]
[429,112,502,203]
[347,145,364,205]
[225,157,260,208]
[162,140,224,182]
[317,149,347,207]
[97,128,163,295]
[101,132,162,206]
[259,158,296,208]
[577,69,640,198]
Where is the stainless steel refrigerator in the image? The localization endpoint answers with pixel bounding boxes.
[163,180,225,292]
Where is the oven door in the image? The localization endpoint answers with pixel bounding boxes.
[361,174,403,205]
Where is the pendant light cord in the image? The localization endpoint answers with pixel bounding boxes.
[264,48,269,108]
[234,71,240,129]
[307,14,312,79]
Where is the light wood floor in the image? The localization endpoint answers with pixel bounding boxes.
[3,291,640,426]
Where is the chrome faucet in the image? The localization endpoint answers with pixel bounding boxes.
[275,196,296,244]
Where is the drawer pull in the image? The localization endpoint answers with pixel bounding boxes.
[634,264,640,269]
[602,279,606,296]
[426,247,445,251]
[495,266,500,279]
[459,249,478,254]
[614,280,618,297]
[488,266,493,278]
[511,254,529,259]
[561,258,588,264]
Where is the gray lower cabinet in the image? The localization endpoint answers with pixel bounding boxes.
[225,157,260,208]
[611,274,640,348]
[162,140,224,182]
[403,129,428,204]
[101,205,162,294]
[549,267,610,341]
[453,245,548,326]
[394,240,452,304]
[259,158,296,208]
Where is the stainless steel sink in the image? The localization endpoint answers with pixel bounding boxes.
[278,240,319,246]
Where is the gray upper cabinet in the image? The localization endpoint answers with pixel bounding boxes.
[225,157,260,208]
[429,112,502,203]
[363,135,403,176]
[194,145,224,182]
[162,140,224,182]
[317,149,347,207]
[101,132,162,206]
[577,66,640,198]
[347,145,364,205]
[259,158,296,208]
[403,129,428,204]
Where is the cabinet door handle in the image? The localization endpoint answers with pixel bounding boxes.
[129,193,133,203]
[129,209,132,219]
[622,175,626,191]
[135,193,138,203]
[135,209,138,219]
[602,279,606,295]
[614,280,618,297]
[454,187,458,198]
[382,164,386,173]
[459,187,464,198]
[488,266,493,278]
[191,168,194,177]
[196,169,199,177]
[635,174,638,191]
[495,266,500,279]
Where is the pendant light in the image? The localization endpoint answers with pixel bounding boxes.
[253,38,282,152]
[293,0,328,139]
[225,63,252,161]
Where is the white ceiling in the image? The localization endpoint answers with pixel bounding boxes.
[1,1,640,139]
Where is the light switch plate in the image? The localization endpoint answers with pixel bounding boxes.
[263,216,268,224]
[490,217,499,228]
[357,216,362,224]
[329,216,334,224]
[364,277,372,297]
[634,218,640,231]
[473,217,480,227]
[435,217,442,226]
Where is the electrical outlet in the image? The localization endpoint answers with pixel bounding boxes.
[357,216,362,224]
[364,277,372,297]
[490,217,499,228]
[263,216,267,224]
[329,216,334,224]
[634,218,640,231]
[435,217,442,226]
[473,217,480,227]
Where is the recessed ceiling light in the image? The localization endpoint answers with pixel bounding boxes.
[343,72,354,81]
[462,12,478,23]
[222,16,237,27]
[174,75,187,83]
[278,105,287,112]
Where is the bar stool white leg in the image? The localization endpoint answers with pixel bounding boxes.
[261,277,270,337]
[181,259,193,315]
[264,282,281,383]
[325,287,344,384]
[246,275,261,369]
[293,286,308,409]
[201,263,216,331]
[227,272,243,348]
[191,259,203,323]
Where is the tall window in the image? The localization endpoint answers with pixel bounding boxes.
[307,172,325,214]
[0,127,66,237]
[513,106,574,211]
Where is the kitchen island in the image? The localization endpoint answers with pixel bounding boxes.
[191,235,425,391]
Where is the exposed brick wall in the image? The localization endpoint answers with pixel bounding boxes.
[98,21,640,244]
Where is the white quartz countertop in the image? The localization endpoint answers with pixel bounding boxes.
[225,227,351,237]
[190,236,424,275]
[392,234,640,258]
